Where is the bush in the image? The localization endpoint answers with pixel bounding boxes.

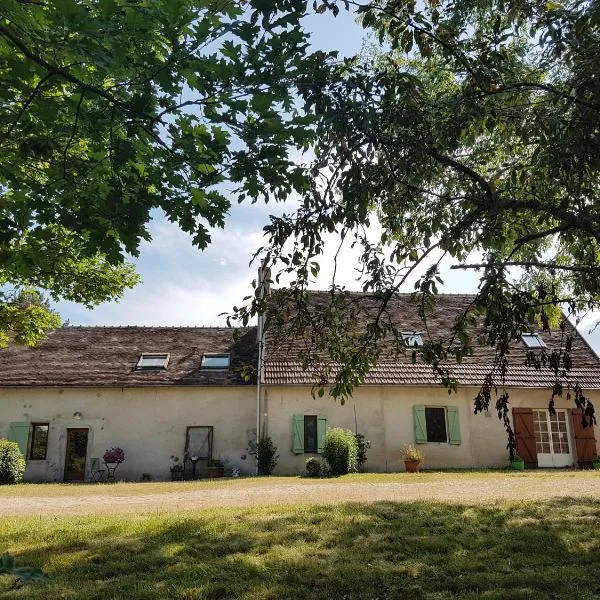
[355,433,371,471]
[0,439,25,485]
[256,436,279,475]
[400,444,424,463]
[305,456,323,477]
[322,428,358,475]
[103,447,125,464]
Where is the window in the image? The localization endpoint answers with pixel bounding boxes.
[304,416,318,453]
[201,353,230,370]
[414,405,461,445]
[292,414,327,454]
[29,423,49,460]
[425,407,448,443]
[402,332,423,347]
[136,353,170,370]
[521,333,546,348]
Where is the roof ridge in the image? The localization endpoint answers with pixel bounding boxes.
[59,325,254,330]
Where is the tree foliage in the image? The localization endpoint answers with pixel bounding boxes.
[234,0,600,456]
[0,0,332,343]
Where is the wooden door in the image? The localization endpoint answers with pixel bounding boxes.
[512,408,538,468]
[572,409,597,468]
[185,426,213,479]
[64,428,89,481]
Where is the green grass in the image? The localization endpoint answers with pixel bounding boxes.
[1,470,596,497]
[2,498,600,599]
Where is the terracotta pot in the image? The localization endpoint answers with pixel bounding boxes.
[404,460,421,473]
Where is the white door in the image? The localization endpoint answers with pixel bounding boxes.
[533,409,573,467]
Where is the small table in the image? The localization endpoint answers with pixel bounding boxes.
[104,462,120,482]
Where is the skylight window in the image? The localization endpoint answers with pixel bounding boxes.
[136,353,170,370]
[402,332,423,347]
[521,333,546,349]
[201,353,230,370]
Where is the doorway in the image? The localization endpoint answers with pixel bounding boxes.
[533,410,573,467]
[64,428,89,481]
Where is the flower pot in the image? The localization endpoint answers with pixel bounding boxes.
[510,458,525,471]
[170,468,184,481]
[207,466,224,478]
[404,460,421,473]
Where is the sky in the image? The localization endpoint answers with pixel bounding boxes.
[53,7,600,352]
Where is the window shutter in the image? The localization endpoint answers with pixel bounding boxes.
[292,415,304,454]
[317,416,327,454]
[413,405,427,444]
[8,422,30,456]
[447,406,461,445]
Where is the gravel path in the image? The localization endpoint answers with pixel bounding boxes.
[2,474,600,516]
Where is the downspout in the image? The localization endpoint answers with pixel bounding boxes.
[256,317,263,475]
[255,261,270,475]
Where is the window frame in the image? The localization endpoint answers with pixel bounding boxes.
[401,331,424,347]
[200,353,231,370]
[424,406,449,444]
[28,422,49,460]
[303,415,318,453]
[136,353,170,370]
[521,333,546,349]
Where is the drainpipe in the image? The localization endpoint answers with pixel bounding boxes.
[255,261,270,475]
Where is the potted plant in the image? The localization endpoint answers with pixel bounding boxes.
[401,444,424,473]
[103,447,125,482]
[170,456,184,481]
[207,458,225,478]
[510,455,525,471]
[592,455,600,471]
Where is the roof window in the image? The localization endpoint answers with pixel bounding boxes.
[136,353,170,370]
[521,333,546,349]
[201,353,230,370]
[402,332,423,347]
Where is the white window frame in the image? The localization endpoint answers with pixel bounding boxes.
[521,333,546,348]
[201,353,231,370]
[402,331,424,347]
[136,353,170,370]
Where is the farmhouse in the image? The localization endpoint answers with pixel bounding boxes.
[1,293,599,481]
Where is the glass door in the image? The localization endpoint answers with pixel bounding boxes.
[64,428,89,481]
[533,410,573,467]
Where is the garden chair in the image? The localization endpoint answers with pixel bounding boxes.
[89,457,106,482]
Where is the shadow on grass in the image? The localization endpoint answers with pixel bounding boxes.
[1,498,600,599]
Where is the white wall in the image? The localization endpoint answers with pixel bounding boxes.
[264,385,600,473]
[0,386,256,481]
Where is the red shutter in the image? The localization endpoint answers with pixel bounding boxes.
[512,408,538,468]
[571,409,597,468]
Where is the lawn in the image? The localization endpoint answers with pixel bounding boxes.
[2,497,600,599]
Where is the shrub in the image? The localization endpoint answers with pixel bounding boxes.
[322,428,358,475]
[103,447,125,464]
[355,433,371,471]
[0,439,25,485]
[305,456,323,477]
[256,436,279,475]
[400,444,424,463]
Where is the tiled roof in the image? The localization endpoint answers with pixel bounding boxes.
[263,362,600,388]
[0,326,257,387]
[263,292,600,389]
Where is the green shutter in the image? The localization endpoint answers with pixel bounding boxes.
[317,416,327,454]
[292,415,304,454]
[447,406,461,445]
[413,405,427,444]
[8,422,30,456]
